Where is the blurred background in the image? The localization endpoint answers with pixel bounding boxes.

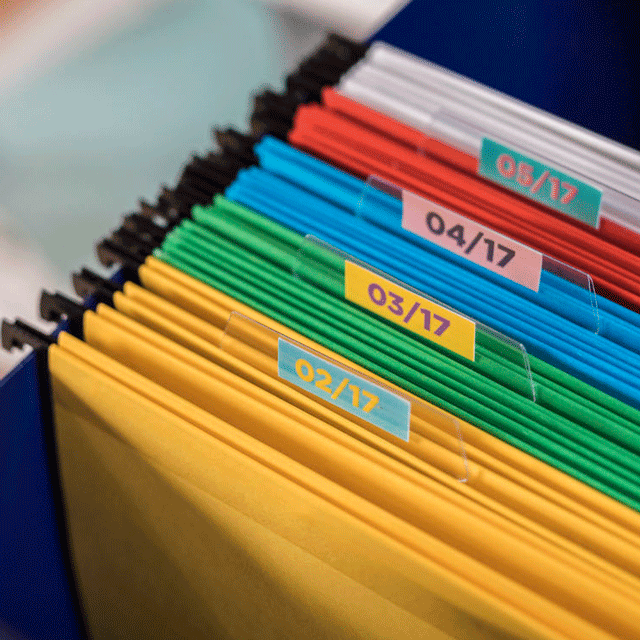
[0,0,408,376]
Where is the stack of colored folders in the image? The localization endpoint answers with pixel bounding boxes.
[287,89,640,310]
[5,32,640,640]
[226,136,640,412]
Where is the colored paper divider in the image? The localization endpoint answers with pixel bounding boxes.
[402,188,543,292]
[292,235,536,402]
[279,338,411,441]
[220,311,469,479]
[344,260,477,361]
[479,138,602,229]
[356,176,600,334]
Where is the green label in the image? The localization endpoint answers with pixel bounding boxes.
[478,138,602,228]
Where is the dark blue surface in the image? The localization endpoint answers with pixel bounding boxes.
[0,351,85,640]
[375,0,640,150]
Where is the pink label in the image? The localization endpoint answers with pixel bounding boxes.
[402,190,542,292]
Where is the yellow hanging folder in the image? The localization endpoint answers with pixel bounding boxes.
[100,292,640,583]
[138,256,640,544]
[47,257,640,640]
[51,336,559,640]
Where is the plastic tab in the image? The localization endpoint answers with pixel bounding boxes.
[479,138,602,228]
[294,236,536,402]
[220,312,469,480]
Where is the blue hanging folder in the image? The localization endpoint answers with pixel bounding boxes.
[224,136,640,412]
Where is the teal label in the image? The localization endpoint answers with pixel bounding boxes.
[278,338,410,441]
[479,138,602,228]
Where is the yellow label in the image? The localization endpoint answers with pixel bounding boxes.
[344,261,476,361]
